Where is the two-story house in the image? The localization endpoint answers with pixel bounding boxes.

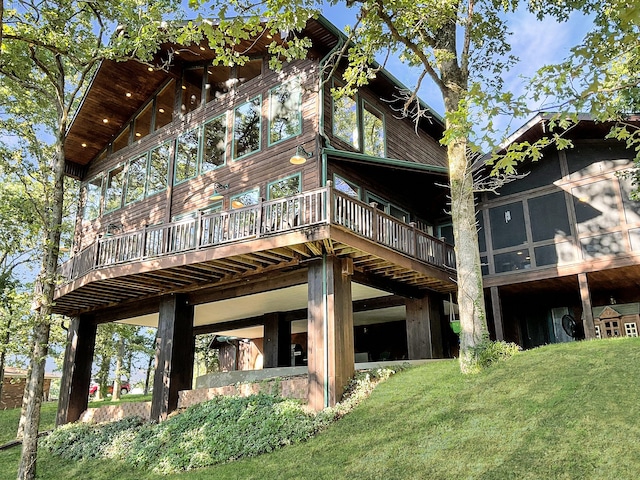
[478,113,640,348]
[55,16,458,424]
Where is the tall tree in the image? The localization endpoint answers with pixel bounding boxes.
[0,2,181,478]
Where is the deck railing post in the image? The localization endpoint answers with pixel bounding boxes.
[409,222,418,258]
[326,181,333,225]
[94,235,102,269]
[257,197,264,237]
[369,202,378,242]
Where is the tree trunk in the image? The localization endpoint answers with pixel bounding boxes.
[143,352,154,396]
[0,315,11,402]
[437,22,489,374]
[112,336,124,401]
[17,121,66,480]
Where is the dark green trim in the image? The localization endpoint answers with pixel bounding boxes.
[323,147,448,175]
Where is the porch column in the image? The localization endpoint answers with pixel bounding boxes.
[406,293,444,359]
[151,294,194,422]
[56,315,97,426]
[307,255,354,411]
[578,273,596,339]
[263,312,291,368]
[490,287,505,341]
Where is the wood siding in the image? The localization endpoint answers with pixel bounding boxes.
[77,59,321,249]
[322,75,446,168]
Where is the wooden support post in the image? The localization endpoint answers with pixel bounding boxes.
[578,273,596,339]
[151,294,194,422]
[263,312,291,368]
[406,293,444,359]
[490,286,505,341]
[307,256,354,411]
[56,315,97,426]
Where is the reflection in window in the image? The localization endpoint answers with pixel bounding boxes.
[334,174,360,198]
[84,176,102,220]
[494,249,531,273]
[125,154,147,205]
[580,232,623,259]
[134,103,153,141]
[206,66,232,101]
[202,115,226,173]
[268,174,301,199]
[333,94,358,149]
[619,177,640,224]
[175,129,199,184]
[269,82,301,145]
[237,59,262,85]
[112,126,130,153]
[182,67,204,115]
[534,242,577,266]
[363,101,384,157]
[231,189,260,209]
[105,165,125,212]
[233,97,261,159]
[148,143,170,196]
[156,80,175,130]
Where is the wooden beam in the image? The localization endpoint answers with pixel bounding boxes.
[56,315,97,425]
[578,273,596,339]
[151,294,194,422]
[406,294,444,359]
[490,286,505,341]
[353,270,423,299]
[263,312,291,368]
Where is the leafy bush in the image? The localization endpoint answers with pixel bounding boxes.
[42,368,401,474]
[472,339,521,372]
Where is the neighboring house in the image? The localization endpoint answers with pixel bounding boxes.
[54,16,457,424]
[478,113,640,349]
[1,368,59,410]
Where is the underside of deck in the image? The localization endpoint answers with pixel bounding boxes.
[53,224,456,317]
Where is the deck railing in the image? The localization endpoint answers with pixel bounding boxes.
[58,184,454,284]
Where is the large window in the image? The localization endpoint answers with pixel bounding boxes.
[233,97,262,159]
[237,59,263,85]
[182,66,204,115]
[267,174,301,199]
[363,101,385,157]
[155,79,176,130]
[333,91,358,149]
[175,129,199,184]
[572,180,620,234]
[269,81,302,145]
[528,191,571,242]
[489,201,527,250]
[201,115,227,173]
[83,175,103,221]
[148,142,171,195]
[125,154,147,205]
[105,165,125,212]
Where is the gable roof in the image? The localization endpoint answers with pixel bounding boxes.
[64,16,444,174]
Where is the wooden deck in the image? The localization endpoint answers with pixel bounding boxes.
[54,185,456,316]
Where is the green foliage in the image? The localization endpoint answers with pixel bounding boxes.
[473,338,521,371]
[40,369,401,475]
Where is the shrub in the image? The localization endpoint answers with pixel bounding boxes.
[472,339,521,371]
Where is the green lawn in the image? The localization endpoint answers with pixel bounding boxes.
[2,338,640,479]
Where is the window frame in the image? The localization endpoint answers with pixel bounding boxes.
[268,79,302,146]
[230,188,261,209]
[147,141,172,197]
[174,127,201,185]
[104,163,126,213]
[83,174,104,221]
[232,96,263,160]
[362,99,386,157]
[200,113,227,175]
[124,152,148,206]
[333,174,361,199]
[331,79,359,150]
[267,173,302,200]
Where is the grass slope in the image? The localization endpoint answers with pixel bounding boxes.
[2,338,640,479]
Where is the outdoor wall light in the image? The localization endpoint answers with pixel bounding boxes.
[210,182,229,200]
[290,145,313,165]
